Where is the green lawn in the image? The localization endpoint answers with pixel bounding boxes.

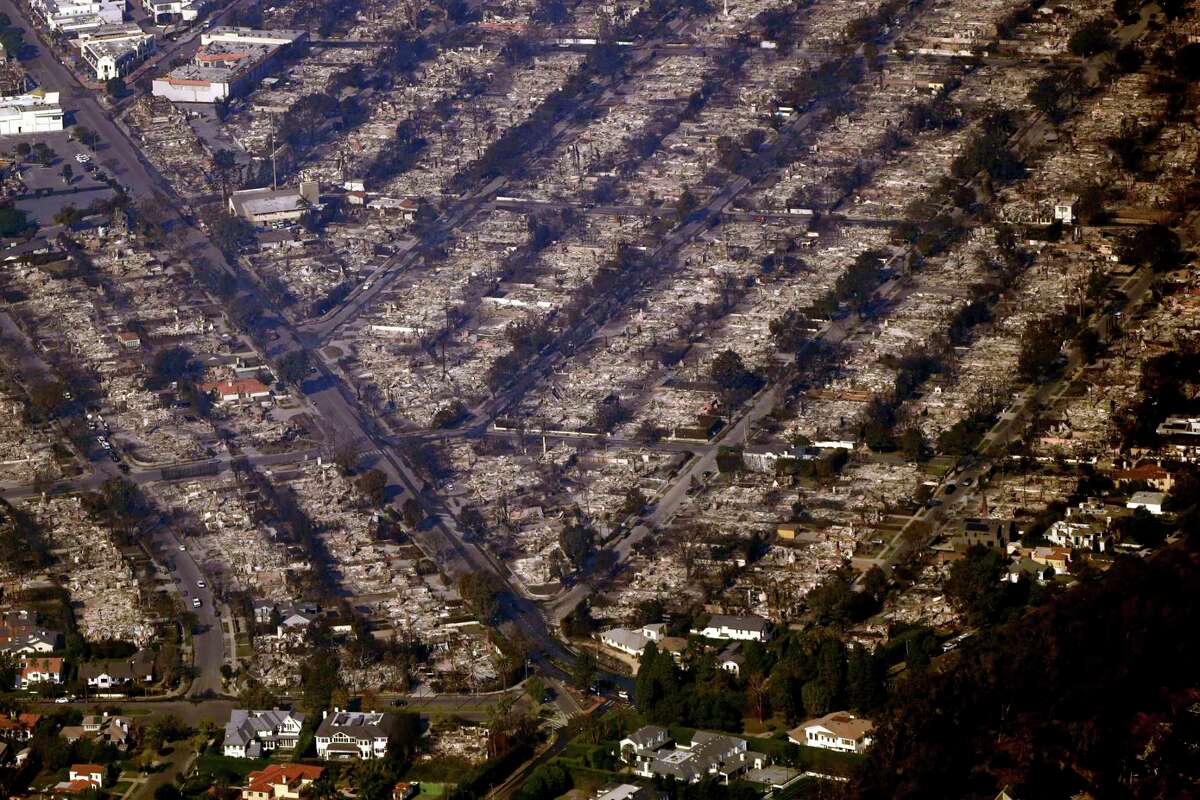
[416,783,446,797]
[193,753,269,779]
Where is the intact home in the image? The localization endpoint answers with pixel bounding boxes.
[314,710,394,760]
[50,765,106,797]
[69,765,105,788]
[200,378,272,405]
[0,713,41,741]
[789,711,874,754]
[598,623,666,657]
[224,709,307,758]
[619,726,766,784]
[78,652,155,690]
[691,614,772,643]
[0,628,63,655]
[241,764,324,800]
[18,656,64,689]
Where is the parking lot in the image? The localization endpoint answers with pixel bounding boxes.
[11,131,117,224]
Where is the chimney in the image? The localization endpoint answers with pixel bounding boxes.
[299,181,319,205]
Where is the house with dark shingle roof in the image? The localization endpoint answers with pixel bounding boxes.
[691,614,772,642]
[620,726,766,784]
[223,709,307,758]
[314,710,395,760]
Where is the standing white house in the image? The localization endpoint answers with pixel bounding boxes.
[691,614,772,642]
[223,709,307,758]
[314,710,394,760]
[788,711,874,754]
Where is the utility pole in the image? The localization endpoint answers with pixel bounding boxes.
[269,114,278,190]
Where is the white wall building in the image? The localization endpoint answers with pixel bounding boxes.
[35,0,124,31]
[79,24,154,81]
[0,90,64,135]
[314,710,393,760]
[691,614,772,642]
[143,0,204,22]
[788,712,874,754]
[152,27,306,103]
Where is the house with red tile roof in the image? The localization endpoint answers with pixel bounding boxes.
[241,764,324,800]
[0,713,40,741]
[68,765,105,788]
[199,378,271,405]
[18,656,64,689]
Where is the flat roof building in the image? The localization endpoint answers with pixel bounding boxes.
[79,24,154,81]
[228,181,320,226]
[33,0,124,32]
[0,90,64,135]
[152,27,306,103]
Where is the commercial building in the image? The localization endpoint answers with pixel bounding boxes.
[228,181,320,226]
[142,0,205,23]
[0,90,64,135]
[152,27,306,103]
[79,24,154,81]
[33,0,124,33]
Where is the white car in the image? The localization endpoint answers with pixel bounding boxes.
[196,580,206,588]
[74,153,90,164]
[178,544,186,551]
[192,598,201,608]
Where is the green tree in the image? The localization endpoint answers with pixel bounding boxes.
[1121,224,1181,272]
[0,206,30,237]
[1017,316,1065,382]
[1068,19,1115,58]
[835,253,884,313]
[847,646,886,712]
[570,650,597,691]
[768,661,808,724]
[635,643,681,722]
[801,679,833,717]
[1177,42,1200,80]
[459,571,503,624]
[355,469,387,505]
[277,350,311,385]
[524,675,546,705]
[944,545,1012,625]
[299,648,344,714]
[559,520,594,568]
[74,126,99,147]
[898,428,927,461]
